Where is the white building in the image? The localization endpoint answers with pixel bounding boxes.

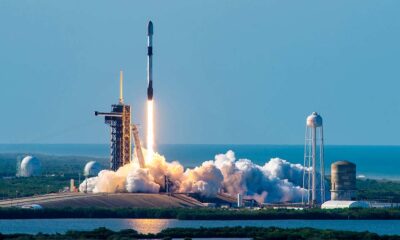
[321,200,369,209]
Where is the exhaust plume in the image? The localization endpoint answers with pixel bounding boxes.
[146,100,154,162]
[80,150,311,203]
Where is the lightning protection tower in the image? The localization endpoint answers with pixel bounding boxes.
[95,71,131,171]
[302,112,325,207]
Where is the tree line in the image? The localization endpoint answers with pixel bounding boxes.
[1,207,400,220]
[1,226,400,240]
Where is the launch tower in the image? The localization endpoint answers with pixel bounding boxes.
[95,71,131,171]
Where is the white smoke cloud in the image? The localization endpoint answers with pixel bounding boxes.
[179,160,224,196]
[213,151,307,202]
[79,176,98,193]
[79,149,312,203]
[126,168,160,193]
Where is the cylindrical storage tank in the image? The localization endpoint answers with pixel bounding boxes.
[237,193,243,207]
[70,179,75,192]
[83,161,102,177]
[331,161,356,200]
[19,156,41,177]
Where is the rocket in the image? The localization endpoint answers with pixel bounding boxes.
[147,21,154,100]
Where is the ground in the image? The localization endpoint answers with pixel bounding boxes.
[0,192,204,208]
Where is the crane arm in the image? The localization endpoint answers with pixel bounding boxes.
[94,111,122,117]
[131,124,146,168]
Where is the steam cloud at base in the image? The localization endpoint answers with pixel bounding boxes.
[79,150,309,203]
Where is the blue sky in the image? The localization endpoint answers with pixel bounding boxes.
[0,1,399,145]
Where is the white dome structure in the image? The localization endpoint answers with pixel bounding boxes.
[19,156,41,177]
[84,161,102,177]
[306,112,323,128]
[321,200,369,209]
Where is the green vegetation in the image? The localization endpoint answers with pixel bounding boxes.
[2,207,400,220]
[0,153,107,177]
[0,153,107,198]
[1,226,399,240]
[0,154,17,177]
[357,179,400,202]
[0,176,75,198]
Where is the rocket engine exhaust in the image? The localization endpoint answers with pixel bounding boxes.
[146,100,154,162]
[80,150,315,203]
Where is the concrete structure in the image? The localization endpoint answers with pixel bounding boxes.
[302,112,325,207]
[321,200,369,209]
[331,161,356,200]
[17,156,41,177]
[0,192,249,209]
[83,161,102,177]
[95,71,132,171]
[237,193,243,207]
[70,179,76,192]
[0,193,204,208]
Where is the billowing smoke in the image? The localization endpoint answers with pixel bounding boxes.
[179,160,224,196]
[212,151,307,202]
[126,168,160,193]
[79,149,310,203]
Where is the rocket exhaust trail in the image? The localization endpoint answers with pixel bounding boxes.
[146,21,154,162]
[147,100,154,162]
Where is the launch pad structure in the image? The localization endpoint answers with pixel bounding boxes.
[95,71,144,171]
[96,104,131,171]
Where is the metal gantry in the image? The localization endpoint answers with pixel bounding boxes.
[96,104,131,171]
[95,71,132,171]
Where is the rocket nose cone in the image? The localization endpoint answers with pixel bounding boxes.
[148,21,153,35]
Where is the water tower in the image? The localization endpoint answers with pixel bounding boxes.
[302,112,325,207]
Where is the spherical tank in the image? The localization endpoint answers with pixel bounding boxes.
[84,161,102,177]
[306,112,323,128]
[19,156,41,177]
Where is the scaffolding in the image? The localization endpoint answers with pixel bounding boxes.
[95,71,132,171]
[102,104,131,171]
